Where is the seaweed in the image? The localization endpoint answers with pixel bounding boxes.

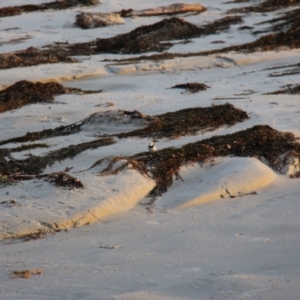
[75,16,243,55]
[0,138,115,175]
[0,15,242,69]
[12,269,42,279]
[44,169,84,189]
[97,125,300,198]
[171,82,210,93]
[0,48,76,69]
[253,8,300,35]
[0,121,83,147]
[111,13,300,64]
[0,0,99,17]
[265,84,300,95]
[227,0,300,13]
[117,103,249,139]
[0,80,102,113]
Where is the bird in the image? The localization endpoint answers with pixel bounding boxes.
[148,141,157,152]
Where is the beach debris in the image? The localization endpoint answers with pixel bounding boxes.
[268,62,300,77]
[99,244,119,249]
[110,6,300,64]
[75,12,124,29]
[0,80,102,112]
[0,35,32,47]
[12,269,42,279]
[0,199,20,207]
[117,103,249,139]
[44,168,84,189]
[21,232,45,242]
[265,84,300,95]
[227,0,300,13]
[0,49,77,70]
[94,125,300,198]
[117,3,206,17]
[0,80,64,112]
[0,138,115,176]
[0,0,99,17]
[0,122,84,146]
[171,82,210,93]
[0,15,242,69]
[92,16,242,55]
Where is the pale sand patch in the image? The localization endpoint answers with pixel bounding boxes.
[0,169,155,240]
[156,157,276,210]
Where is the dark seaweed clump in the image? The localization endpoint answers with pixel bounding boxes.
[0,80,102,113]
[0,15,242,70]
[0,0,99,17]
[227,0,300,13]
[265,84,300,95]
[118,103,249,140]
[171,82,210,93]
[96,125,300,198]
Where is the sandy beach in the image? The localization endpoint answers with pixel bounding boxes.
[1,0,300,299]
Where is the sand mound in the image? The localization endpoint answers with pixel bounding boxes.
[155,157,276,209]
[0,168,155,240]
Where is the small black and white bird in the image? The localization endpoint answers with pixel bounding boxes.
[148,141,157,152]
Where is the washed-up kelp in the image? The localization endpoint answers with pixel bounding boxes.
[0,15,242,70]
[267,62,300,77]
[171,82,210,93]
[96,125,300,197]
[0,138,115,176]
[114,10,300,63]
[0,80,102,113]
[265,84,300,95]
[0,47,76,69]
[117,103,249,139]
[0,0,99,17]
[227,0,300,13]
[44,169,84,189]
[90,16,242,54]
